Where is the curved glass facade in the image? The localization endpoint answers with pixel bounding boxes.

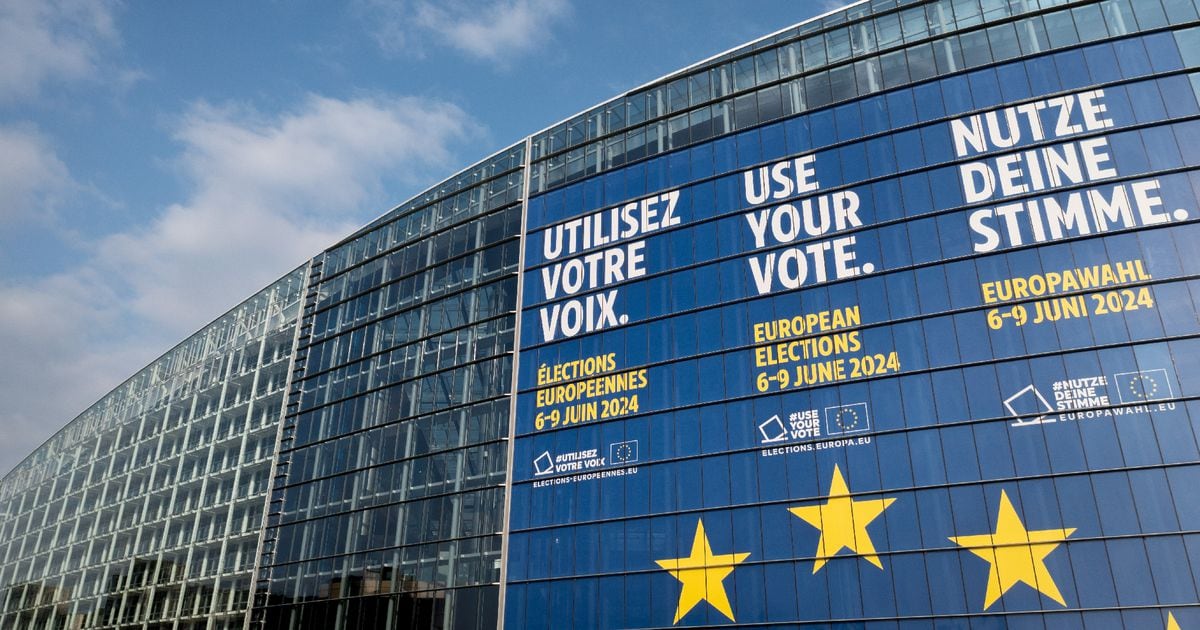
[3,1,1200,629]
[0,268,305,630]
[254,147,525,630]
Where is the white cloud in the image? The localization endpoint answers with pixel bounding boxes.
[0,272,143,476]
[0,94,481,475]
[0,126,72,224]
[362,0,570,63]
[820,0,853,14]
[101,95,478,328]
[415,0,570,61]
[0,0,119,101]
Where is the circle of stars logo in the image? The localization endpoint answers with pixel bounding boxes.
[834,407,861,431]
[1127,373,1159,399]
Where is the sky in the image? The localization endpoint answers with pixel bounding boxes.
[0,0,834,476]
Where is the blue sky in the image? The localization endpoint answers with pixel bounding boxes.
[0,0,833,474]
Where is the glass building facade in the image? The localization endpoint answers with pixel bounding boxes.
[0,269,305,630]
[4,0,1200,628]
[252,145,525,630]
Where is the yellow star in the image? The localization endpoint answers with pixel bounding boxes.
[788,464,896,573]
[1168,612,1182,630]
[950,489,1075,610]
[655,519,750,624]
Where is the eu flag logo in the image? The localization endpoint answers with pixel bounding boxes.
[610,440,639,464]
[824,402,870,435]
[1112,369,1172,403]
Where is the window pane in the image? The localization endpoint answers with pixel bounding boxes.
[1100,0,1138,35]
[1177,27,1200,68]
[1043,8,1081,48]
[711,65,733,98]
[1015,15,1050,54]
[688,72,711,106]
[627,95,646,126]
[754,50,780,83]
[827,27,852,62]
[986,22,1021,61]
[606,101,625,132]
[901,6,929,41]
[805,71,832,108]
[1164,0,1200,24]
[756,84,783,121]
[1132,0,1169,29]
[733,57,756,91]
[954,0,984,27]
[667,79,688,113]
[1073,4,1111,41]
[645,87,664,120]
[907,42,938,81]
[585,111,603,139]
[876,12,903,47]
[980,0,1010,21]
[927,0,956,35]
[625,128,645,161]
[850,20,877,55]
[857,56,884,94]
[567,116,585,146]
[829,64,858,101]
[802,34,827,67]
[644,121,664,155]
[781,79,806,116]
[733,93,758,129]
[959,29,993,67]
[711,100,733,135]
[932,35,965,73]
[880,49,909,88]
[779,41,803,77]
[688,106,713,142]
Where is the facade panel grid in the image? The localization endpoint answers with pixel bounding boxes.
[0,268,306,630]
[527,0,1196,196]
[255,153,525,629]
[509,8,1200,629]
